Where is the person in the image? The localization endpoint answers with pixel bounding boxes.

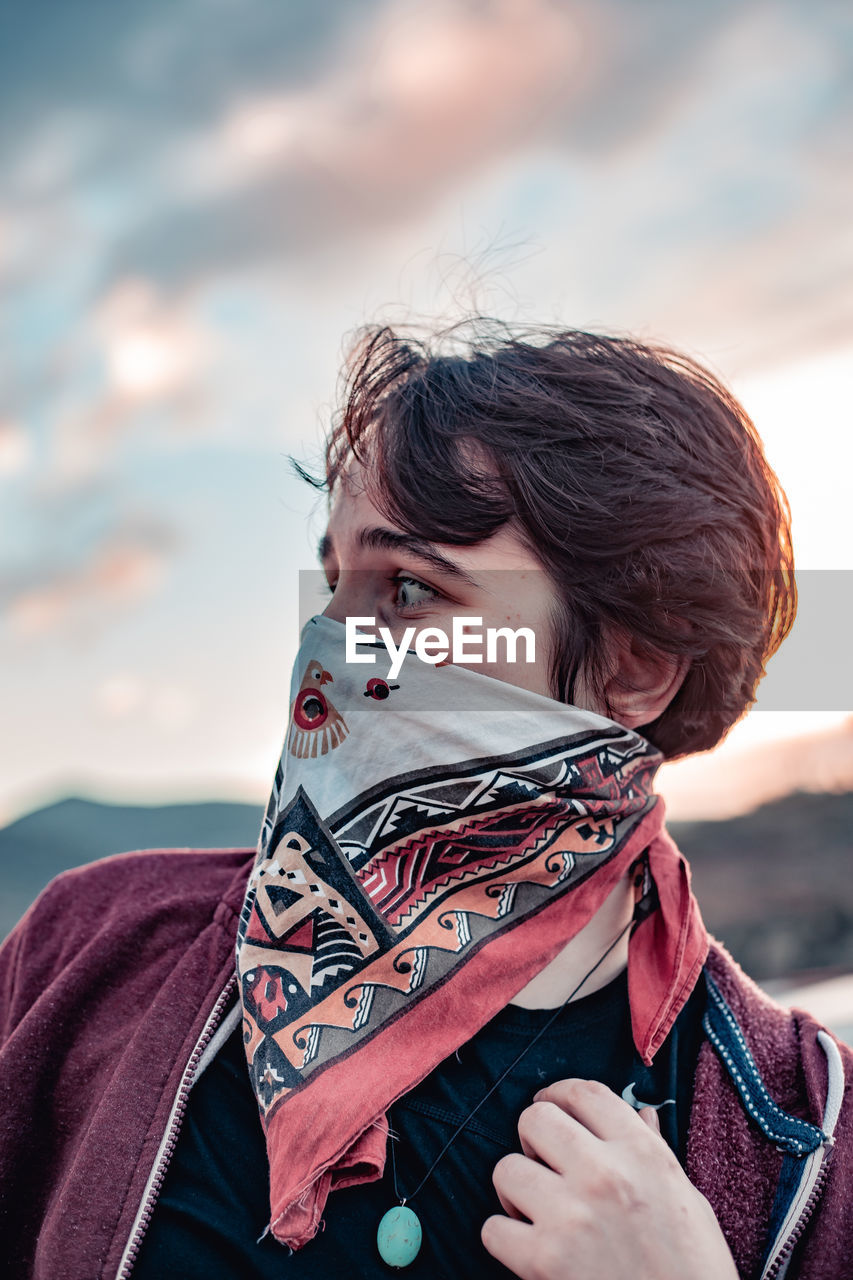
[1,321,850,1280]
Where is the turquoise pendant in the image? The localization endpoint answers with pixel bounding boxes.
[377,1205,422,1268]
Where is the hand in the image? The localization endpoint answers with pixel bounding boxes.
[481,1078,738,1280]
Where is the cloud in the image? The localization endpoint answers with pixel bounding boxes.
[66,0,850,384]
[2,521,178,638]
[279,0,580,189]
[0,421,31,477]
[100,0,581,282]
[0,0,357,143]
[95,277,212,401]
[95,674,144,719]
[30,276,217,492]
[186,0,580,197]
[95,673,196,731]
[5,0,851,357]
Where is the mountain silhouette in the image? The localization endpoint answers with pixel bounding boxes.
[1,790,851,983]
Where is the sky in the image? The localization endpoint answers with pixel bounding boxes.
[1,0,852,827]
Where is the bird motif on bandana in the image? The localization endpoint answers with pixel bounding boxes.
[288,659,349,758]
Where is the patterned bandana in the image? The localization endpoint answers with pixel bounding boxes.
[236,615,708,1249]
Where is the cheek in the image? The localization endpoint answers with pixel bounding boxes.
[476,595,557,699]
[479,652,554,698]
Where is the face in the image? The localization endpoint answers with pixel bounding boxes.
[319,466,560,698]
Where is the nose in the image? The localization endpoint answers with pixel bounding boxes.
[321,593,347,625]
[321,571,373,625]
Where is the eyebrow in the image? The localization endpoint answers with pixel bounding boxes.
[318,526,478,587]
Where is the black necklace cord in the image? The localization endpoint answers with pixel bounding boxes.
[389,915,635,1206]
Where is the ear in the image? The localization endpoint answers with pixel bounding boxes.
[581,628,689,729]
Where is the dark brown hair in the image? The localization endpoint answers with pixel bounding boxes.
[314,320,796,759]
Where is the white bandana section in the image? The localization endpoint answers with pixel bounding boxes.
[256,612,650,862]
[235,613,661,1113]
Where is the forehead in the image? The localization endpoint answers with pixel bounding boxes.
[325,463,388,541]
[323,466,543,574]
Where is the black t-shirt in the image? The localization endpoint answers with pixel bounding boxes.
[133,969,707,1279]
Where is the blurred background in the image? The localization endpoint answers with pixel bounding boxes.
[1,0,851,1035]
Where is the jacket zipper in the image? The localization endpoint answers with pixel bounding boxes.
[759,1030,844,1280]
[114,974,238,1280]
[761,1153,833,1280]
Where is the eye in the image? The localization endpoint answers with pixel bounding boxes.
[394,575,438,610]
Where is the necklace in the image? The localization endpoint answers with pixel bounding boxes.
[375,917,635,1269]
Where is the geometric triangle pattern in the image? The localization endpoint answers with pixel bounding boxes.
[237,727,661,1118]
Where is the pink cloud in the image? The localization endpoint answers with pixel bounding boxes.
[202,0,581,207]
[5,529,176,638]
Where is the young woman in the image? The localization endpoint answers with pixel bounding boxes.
[1,323,850,1280]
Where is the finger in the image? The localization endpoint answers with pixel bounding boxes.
[481,1214,538,1279]
[491,1150,563,1224]
[492,1154,526,1222]
[517,1099,599,1174]
[534,1077,644,1142]
[495,1187,526,1222]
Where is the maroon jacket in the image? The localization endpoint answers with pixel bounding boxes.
[0,847,850,1280]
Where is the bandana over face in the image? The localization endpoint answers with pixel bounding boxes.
[236,615,707,1249]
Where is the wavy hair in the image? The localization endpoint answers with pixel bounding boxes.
[310,320,795,759]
